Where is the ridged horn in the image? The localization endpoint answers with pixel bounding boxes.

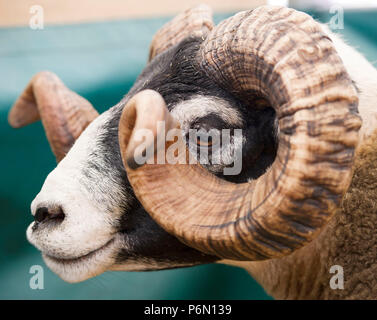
[120,6,362,260]
[149,4,213,61]
[8,71,99,162]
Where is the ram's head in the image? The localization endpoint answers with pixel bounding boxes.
[8,5,361,283]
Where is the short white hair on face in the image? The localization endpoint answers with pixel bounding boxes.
[171,95,244,131]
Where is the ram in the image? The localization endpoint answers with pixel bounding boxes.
[8,5,377,299]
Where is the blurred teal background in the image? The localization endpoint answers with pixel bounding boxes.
[0,9,376,299]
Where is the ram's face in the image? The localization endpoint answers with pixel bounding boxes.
[9,6,361,283]
[26,107,221,282]
[25,51,277,282]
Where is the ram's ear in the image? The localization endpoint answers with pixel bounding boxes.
[149,4,213,61]
[8,71,99,162]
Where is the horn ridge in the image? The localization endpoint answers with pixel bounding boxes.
[149,4,214,61]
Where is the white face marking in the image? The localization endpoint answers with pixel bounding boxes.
[170,95,244,130]
[28,109,132,282]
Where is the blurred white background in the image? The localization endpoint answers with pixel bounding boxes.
[1,0,376,27]
[270,0,377,9]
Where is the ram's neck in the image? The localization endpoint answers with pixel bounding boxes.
[222,226,331,299]
[222,27,377,300]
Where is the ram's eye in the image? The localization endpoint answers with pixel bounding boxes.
[186,127,220,152]
[196,135,213,147]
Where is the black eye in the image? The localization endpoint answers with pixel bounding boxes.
[196,135,213,148]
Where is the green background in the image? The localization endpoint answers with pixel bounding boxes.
[0,9,376,299]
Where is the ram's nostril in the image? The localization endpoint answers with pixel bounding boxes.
[34,206,65,224]
[35,207,49,223]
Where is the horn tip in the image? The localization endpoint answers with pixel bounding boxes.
[8,106,23,128]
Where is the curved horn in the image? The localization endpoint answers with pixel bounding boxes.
[120,6,362,260]
[149,4,213,61]
[8,71,99,162]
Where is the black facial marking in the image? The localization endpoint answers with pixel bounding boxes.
[116,203,218,269]
[234,106,277,183]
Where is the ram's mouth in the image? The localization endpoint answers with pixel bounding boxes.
[43,237,116,265]
[39,236,121,283]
